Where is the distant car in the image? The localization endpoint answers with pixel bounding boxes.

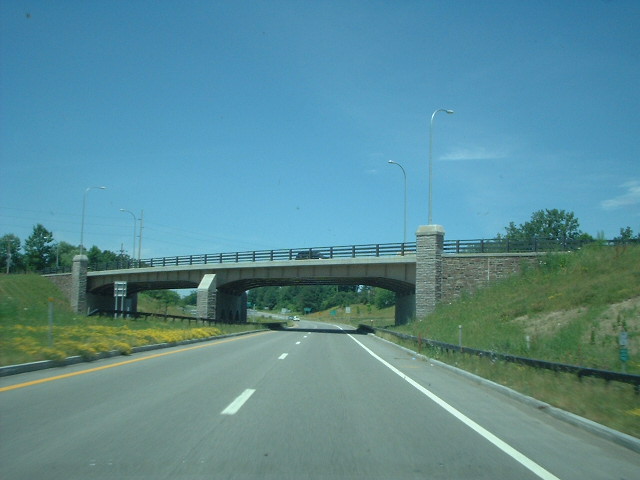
[295,250,325,260]
[293,316,300,321]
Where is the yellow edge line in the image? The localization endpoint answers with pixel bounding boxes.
[0,331,272,393]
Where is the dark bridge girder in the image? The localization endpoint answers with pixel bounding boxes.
[90,280,198,296]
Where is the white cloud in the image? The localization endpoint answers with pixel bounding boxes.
[440,146,509,161]
[601,180,640,210]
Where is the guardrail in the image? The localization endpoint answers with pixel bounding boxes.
[89,309,284,330]
[362,325,640,392]
[40,237,637,274]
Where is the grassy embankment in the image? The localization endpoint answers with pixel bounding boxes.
[310,244,640,438]
[0,276,260,366]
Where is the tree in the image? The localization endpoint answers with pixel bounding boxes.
[24,224,55,271]
[180,290,197,306]
[614,226,640,243]
[372,288,395,309]
[87,246,129,267]
[54,241,80,269]
[0,234,23,273]
[142,290,181,305]
[501,209,592,243]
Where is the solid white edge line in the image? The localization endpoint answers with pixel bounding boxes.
[347,334,562,480]
[221,388,256,415]
[279,353,288,360]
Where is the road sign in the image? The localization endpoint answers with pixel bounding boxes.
[114,281,128,318]
[114,281,127,297]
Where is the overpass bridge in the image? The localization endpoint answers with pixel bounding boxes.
[47,226,564,325]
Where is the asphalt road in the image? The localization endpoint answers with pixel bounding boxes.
[1,320,638,479]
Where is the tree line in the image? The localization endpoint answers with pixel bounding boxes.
[247,285,395,313]
[1,223,134,273]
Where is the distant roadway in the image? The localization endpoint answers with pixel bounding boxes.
[1,320,638,479]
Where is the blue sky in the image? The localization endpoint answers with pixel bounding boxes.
[1,0,639,259]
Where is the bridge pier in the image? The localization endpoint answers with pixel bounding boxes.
[394,292,415,325]
[71,255,89,314]
[415,225,444,319]
[197,274,247,323]
[217,290,248,323]
[197,274,218,320]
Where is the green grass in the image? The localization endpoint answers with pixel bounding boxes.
[306,303,395,328]
[398,244,640,374]
[0,275,260,366]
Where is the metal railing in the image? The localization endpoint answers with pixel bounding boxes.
[40,237,637,274]
[85,242,417,272]
[363,326,640,391]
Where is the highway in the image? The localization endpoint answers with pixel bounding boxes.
[1,320,638,479]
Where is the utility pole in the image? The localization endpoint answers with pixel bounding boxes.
[5,240,11,274]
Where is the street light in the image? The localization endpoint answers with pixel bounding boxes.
[119,209,137,261]
[388,160,407,244]
[79,186,107,255]
[428,108,454,225]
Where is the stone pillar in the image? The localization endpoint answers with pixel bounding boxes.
[70,255,89,314]
[197,274,217,320]
[415,225,445,319]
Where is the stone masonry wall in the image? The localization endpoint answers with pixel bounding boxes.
[44,273,72,299]
[441,253,542,303]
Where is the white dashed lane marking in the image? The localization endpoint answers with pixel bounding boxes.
[221,389,256,415]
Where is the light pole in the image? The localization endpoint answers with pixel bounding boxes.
[428,109,454,225]
[119,209,137,261]
[80,186,107,255]
[388,160,407,244]
[137,210,144,262]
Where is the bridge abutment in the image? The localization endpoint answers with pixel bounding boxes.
[415,225,444,319]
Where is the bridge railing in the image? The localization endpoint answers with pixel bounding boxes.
[442,237,611,254]
[41,237,636,274]
[86,242,418,272]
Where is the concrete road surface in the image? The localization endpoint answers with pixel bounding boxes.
[1,320,638,479]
